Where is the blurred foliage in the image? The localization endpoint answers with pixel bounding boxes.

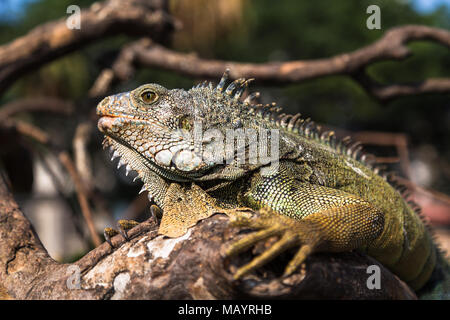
[0,0,449,195]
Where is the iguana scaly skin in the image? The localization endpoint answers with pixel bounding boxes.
[96,70,449,298]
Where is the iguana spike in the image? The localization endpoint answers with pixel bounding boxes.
[360,153,368,163]
[292,118,303,133]
[303,119,315,136]
[377,165,390,176]
[342,136,352,145]
[337,136,352,154]
[279,114,292,127]
[328,132,337,148]
[346,141,362,156]
[320,130,335,143]
[364,154,377,167]
[216,69,230,91]
[270,110,281,122]
[292,117,304,133]
[139,185,147,194]
[373,166,382,175]
[381,170,396,181]
[313,125,322,139]
[117,159,126,169]
[244,92,260,105]
[268,102,282,113]
[234,78,254,101]
[351,145,364,159]
[194,82,204,89]
[111,150,120,161]
[225,82,236,95]
[288,113,302,130]
[226,78,245,96]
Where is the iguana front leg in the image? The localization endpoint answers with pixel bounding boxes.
[225,164,385,279]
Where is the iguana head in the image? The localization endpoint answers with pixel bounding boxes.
[97,70,265,184]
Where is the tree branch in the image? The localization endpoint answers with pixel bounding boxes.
[95,25,450,102]
[0,97,74,119]
[0,0,175,96]
[0,168,417,299]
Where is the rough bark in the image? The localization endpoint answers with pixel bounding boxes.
[0,171,416,300]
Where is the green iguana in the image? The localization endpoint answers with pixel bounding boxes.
[96,70,449,299]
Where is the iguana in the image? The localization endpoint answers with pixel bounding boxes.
[96,70,449,299]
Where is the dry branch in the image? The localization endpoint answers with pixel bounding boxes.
[73,122,94,192]
[0,97,74,118]
[0,0,175,95]
[0,118,51,145]
[58,152,102,247]
[95,25,450,101]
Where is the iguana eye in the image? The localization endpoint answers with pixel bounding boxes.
[140,90,158,104]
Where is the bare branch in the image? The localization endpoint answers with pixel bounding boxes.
[73,122,94,192]
[0,118,51,144]
[0,0,175,96]
[0,97,74,119]
[59,151,102,247]
[97,25,450,102]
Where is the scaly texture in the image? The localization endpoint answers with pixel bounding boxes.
[96,70,449,298]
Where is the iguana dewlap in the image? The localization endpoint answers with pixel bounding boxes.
[96,70,449,298]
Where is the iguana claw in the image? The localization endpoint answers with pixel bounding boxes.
[225,208,320,280]
[103,205,163,247]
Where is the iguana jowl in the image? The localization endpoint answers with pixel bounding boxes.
[96,70,449,297]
